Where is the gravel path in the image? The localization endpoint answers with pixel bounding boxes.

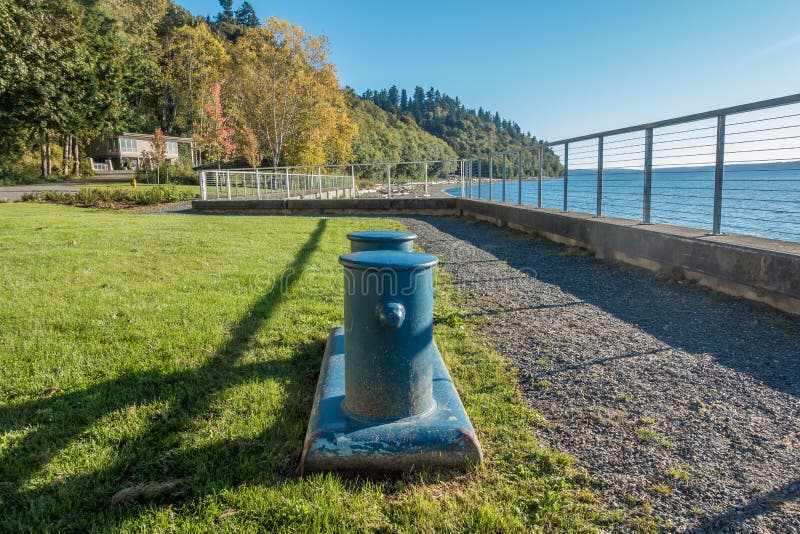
[397,216,800,533]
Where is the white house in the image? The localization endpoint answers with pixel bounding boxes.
[87,132,196,171]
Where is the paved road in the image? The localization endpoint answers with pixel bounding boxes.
[0,183,78,202]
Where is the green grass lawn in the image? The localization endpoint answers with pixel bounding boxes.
[0,203,620,532]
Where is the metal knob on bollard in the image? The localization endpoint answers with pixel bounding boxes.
[339,251,438,421]
[347,231,417,252]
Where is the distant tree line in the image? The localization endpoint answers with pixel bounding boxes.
[362,85,563,177]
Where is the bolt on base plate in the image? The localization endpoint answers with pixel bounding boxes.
[300,327,483,474]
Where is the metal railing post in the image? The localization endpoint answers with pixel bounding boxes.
[286,168,291,199]
[226,170,232,200]
[518,150,523,205]
[424,162,429,197]
[318,166,323,198]
[477,159,482,199]
[563,144,569,211]
[502,154,507,202]
[200,171,206,200]
[712,115,726,234]
[460,160,464,196]
[351,165,356,198]
[596,136,604,217]
[489,156,493,200]
[467,160,472,198]
[466,160,470,198]
[643,128,653,223]
[538,144,543,208]
[387,164,392,199]
[256,168,261,200]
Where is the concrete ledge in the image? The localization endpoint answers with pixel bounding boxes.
[192,199,286,213]
[458,198,800,316]
[192,197,459,215]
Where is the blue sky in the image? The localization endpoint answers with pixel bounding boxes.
[177,0,800,141]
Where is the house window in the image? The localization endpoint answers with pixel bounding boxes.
[166,141,178,155]
[120,138,137,152]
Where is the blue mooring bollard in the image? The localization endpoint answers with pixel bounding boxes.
[301,245,483,474]
[347,230,417,252]
[341,251,438,421]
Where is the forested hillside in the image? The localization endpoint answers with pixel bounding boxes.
[0,0,559,182]
[346,90,457,178]
[363,86,562,176]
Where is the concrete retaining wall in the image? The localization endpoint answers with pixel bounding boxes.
[192,197,459,215]
[190,196,800,315]
[458,199,800,316]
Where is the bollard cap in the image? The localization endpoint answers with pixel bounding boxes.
[347,231,418,243]
[339,250,438,271]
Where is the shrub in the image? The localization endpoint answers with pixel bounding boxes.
[166,162,198,185]
[20,184,193,208]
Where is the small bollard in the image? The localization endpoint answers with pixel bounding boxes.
[346,230,417,252]
[301,249,483,474]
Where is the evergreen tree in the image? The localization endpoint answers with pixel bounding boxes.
[387,85,399,111]
[235,2,259,27]
[217,0,234,24]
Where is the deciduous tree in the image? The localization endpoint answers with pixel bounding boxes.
[227,18,357,167]
[239,125,261,169]
[161,23,229,136]
[151,128,167,183]
[195,81,236,170]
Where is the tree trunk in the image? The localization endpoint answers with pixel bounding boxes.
[62,134,70,175]
[40,130,47,178]
[44,131,51,177]
[72,135,80,177]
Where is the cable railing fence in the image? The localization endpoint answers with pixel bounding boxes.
[198,94,800,244]
[459,93,800,244]
[199,159,462,201]
[201,169,355,200]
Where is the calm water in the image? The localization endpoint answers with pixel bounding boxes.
[446,162,800,243]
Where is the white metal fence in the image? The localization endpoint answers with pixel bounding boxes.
[200,169,354,200]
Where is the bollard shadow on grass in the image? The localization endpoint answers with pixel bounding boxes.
[408,215,800,399]
[0,220,328,530]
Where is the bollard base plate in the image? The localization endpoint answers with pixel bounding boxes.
[300,327,483,474]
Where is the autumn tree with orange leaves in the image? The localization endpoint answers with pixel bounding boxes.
[194,81,236,171]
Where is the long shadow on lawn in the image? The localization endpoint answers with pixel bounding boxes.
[411,216,800,399]
[0,219,328,529]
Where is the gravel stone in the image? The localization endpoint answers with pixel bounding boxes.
[396,215,800,533]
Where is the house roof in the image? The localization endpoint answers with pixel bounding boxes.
[120,132,194,143]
